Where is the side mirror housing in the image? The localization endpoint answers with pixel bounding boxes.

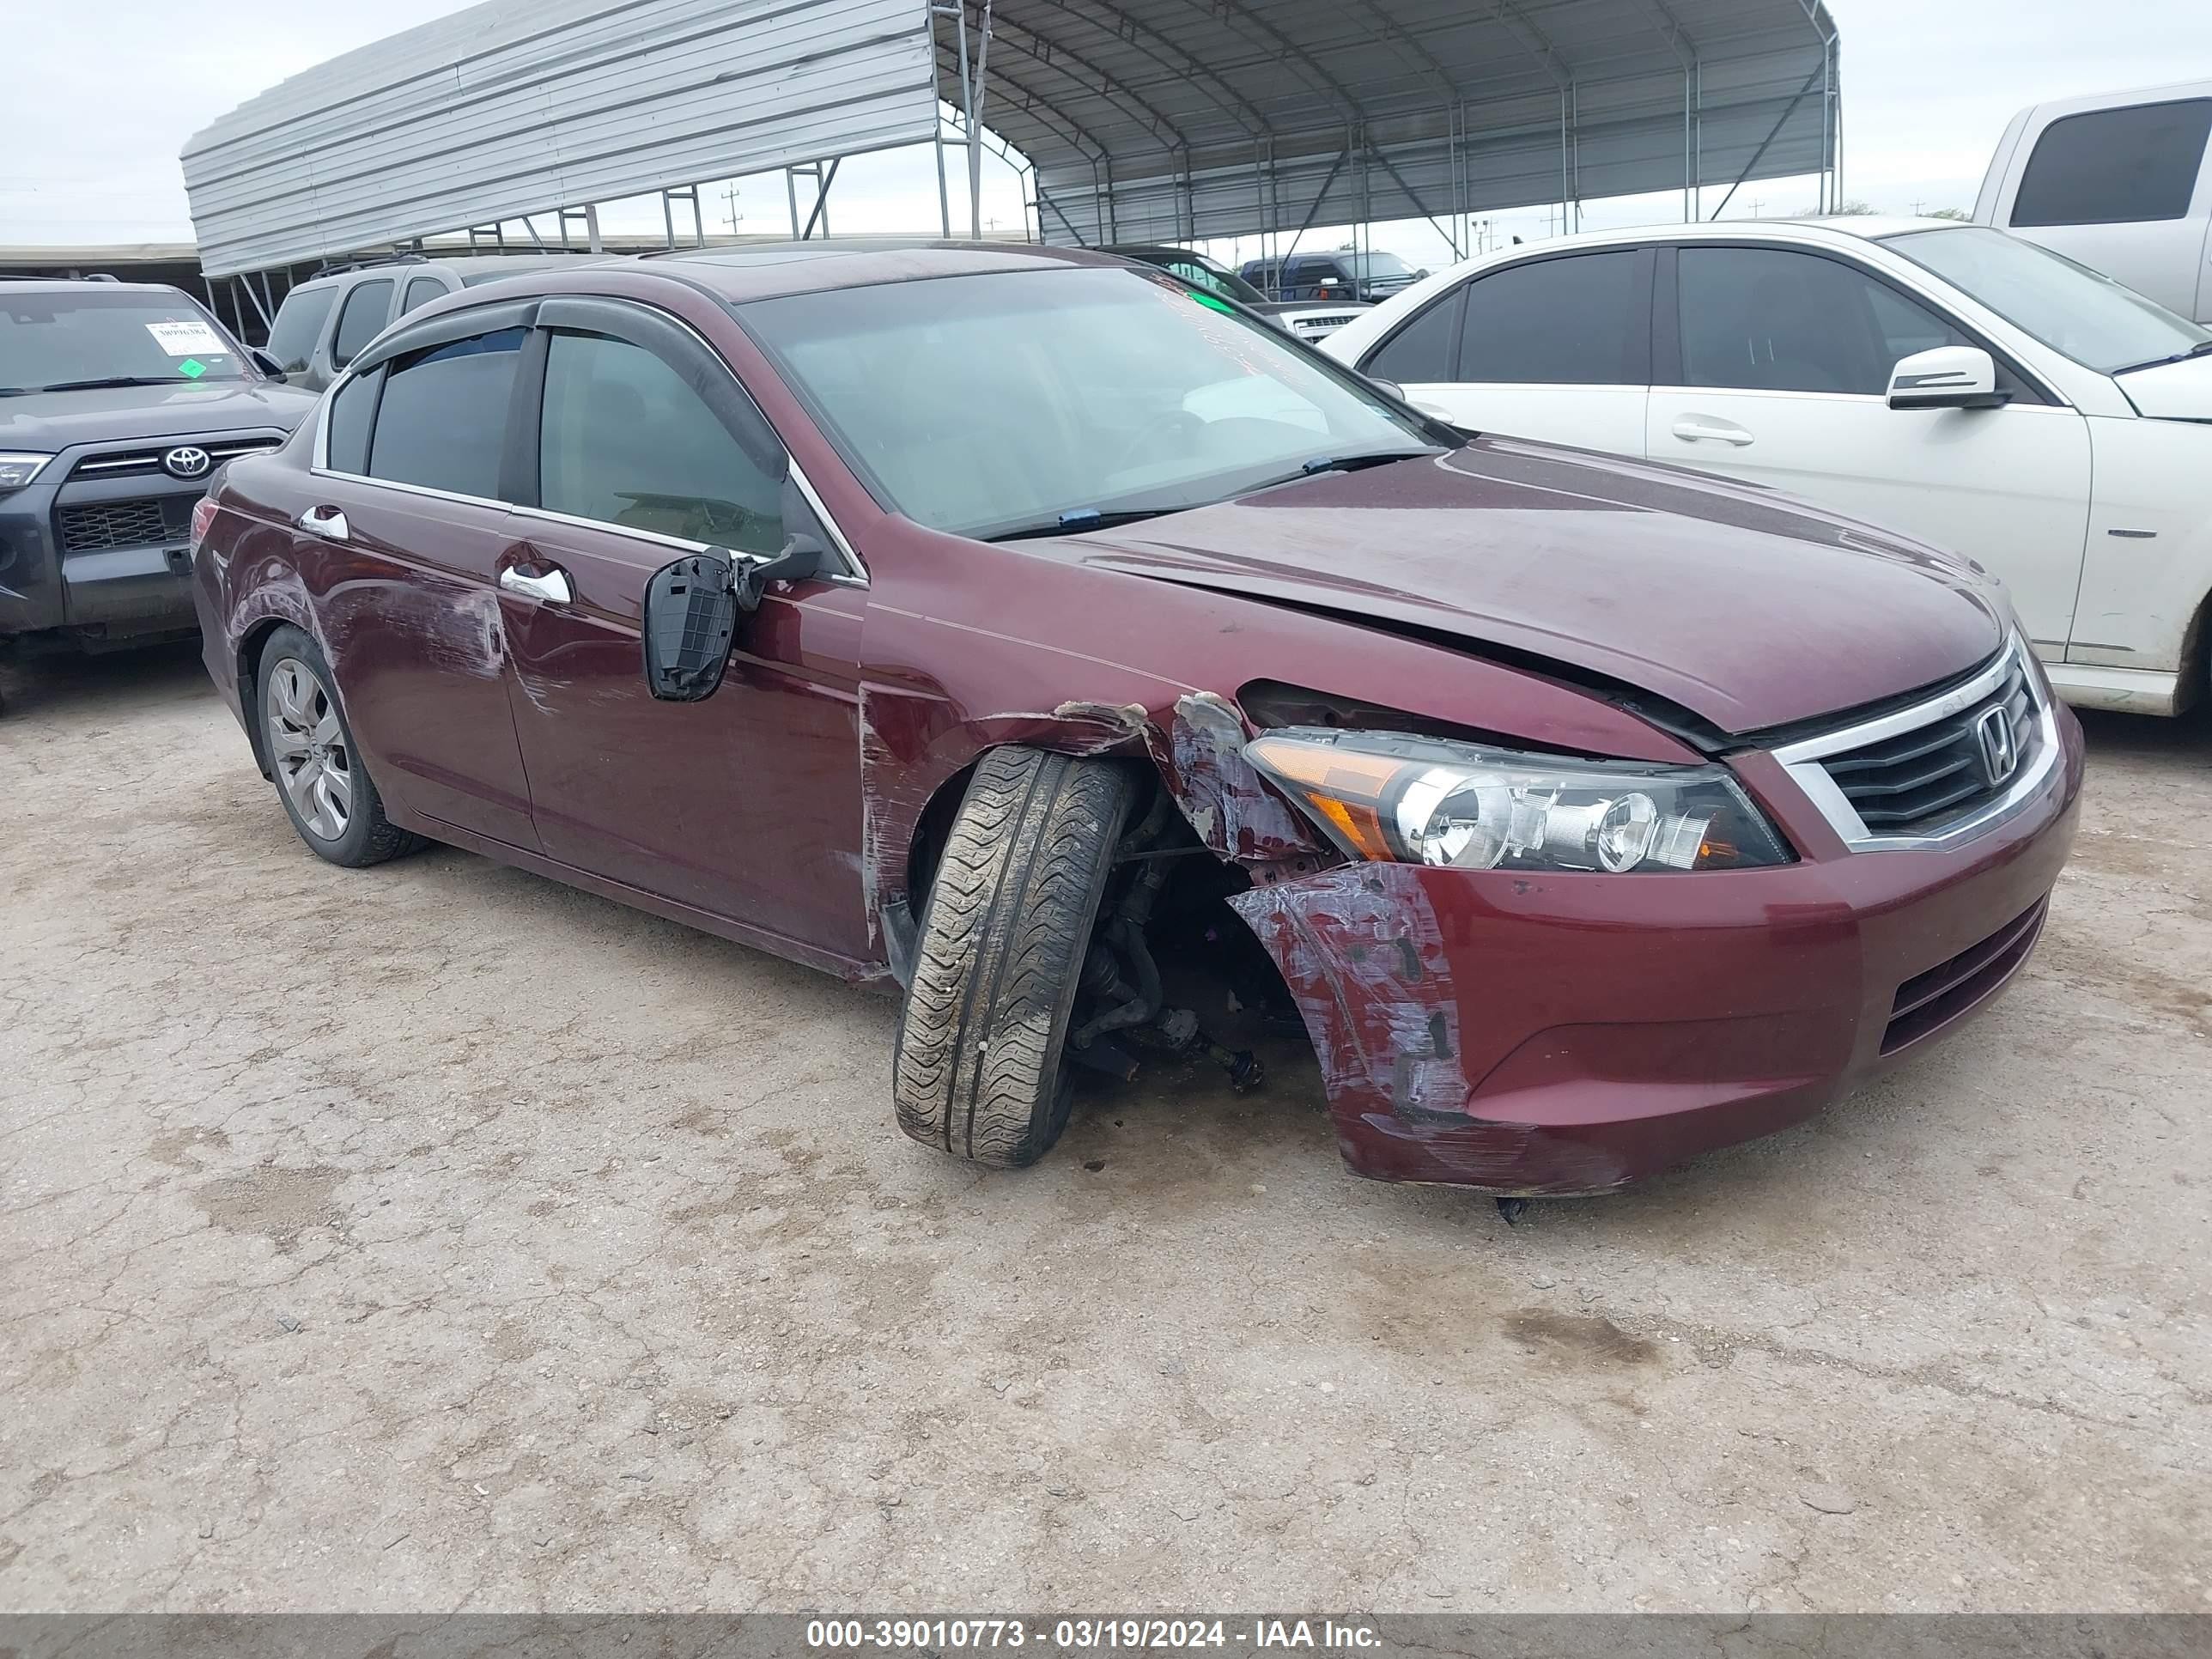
[640,532,827,703]
[250,348,289,382]
[1887,345,2010,410]
[642,548,739,702]
[1365,376,1406,402]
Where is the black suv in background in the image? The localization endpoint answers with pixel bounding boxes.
[1238,248,1424,302]
[1,279,317,657]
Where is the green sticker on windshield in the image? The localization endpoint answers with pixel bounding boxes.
[178,358,208,380]
[1190,291,1237,315]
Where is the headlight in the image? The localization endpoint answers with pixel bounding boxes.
[1245,728,1792,872]
[0,453,55,491]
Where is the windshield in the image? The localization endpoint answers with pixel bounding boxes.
[1346,252,1413,280]
[741,265,1436,539]
[0,289,251,394]
[1879,226,2211,374]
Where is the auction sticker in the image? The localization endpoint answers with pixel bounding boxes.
[144,319,226,356]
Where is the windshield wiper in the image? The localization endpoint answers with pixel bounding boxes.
[982,450,1442,542]
[2112,339,2212,375]
[1242,447,1443,493]
[985,506,1188,543]
[13,375,204,394]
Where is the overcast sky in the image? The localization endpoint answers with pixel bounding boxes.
[5,0,2210,263]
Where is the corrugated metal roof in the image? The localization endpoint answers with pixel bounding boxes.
[961,0,1839,244]
[183,0,1837,272]
[182,0,938,276]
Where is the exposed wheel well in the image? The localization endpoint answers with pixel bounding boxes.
[2179,585,2212,714]
[235,618,288,776]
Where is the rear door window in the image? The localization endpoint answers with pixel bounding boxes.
[2011,99,2212,226]
[265,286,338,375]
[330,279,395,368]
[366,327,526,498]
[1363,287,1465,383]
[536,331,786,554]
[1459,252,1641,384]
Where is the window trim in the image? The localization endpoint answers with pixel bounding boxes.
[523,295,863,582]
[2009,96,2212,228]
[1653,240,2062,407]
[312,294,866,585]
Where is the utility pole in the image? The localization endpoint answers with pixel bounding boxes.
[720,183,743,234]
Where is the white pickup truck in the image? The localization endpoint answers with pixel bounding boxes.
[1973,81,2212,325]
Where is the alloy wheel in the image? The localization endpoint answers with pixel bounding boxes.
[264,657,353,841]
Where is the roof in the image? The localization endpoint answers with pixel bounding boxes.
[288,252,625,290]
[989,0,1842,244]
[181,0,1840,272]
[182,0,939,276]
[0,277,184,295]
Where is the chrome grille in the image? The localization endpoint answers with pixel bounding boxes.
[1771,639,2060,852]
[57,495,196,552]
[69,437,282,481]
[1820,654,2037,834]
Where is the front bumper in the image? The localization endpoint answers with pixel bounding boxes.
[1229,704,2085,1194]
[1,433,287,642]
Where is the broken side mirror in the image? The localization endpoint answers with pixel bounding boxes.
[642,547,739,702]
[729,532,824,614]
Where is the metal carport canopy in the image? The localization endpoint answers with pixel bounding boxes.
[961,0,1840,246]
[179,0,1838,276]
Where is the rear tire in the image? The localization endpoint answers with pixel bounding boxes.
[257,625,422,868]
[892,746,1136,1168]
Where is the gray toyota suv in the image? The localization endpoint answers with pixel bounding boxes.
[1,278,317,658]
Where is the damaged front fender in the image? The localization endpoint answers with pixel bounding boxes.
[1231,866,1638,1196]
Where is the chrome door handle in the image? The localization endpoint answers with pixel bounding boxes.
[499,566,573,605]
[296,505,349,539]
[1672,416,1754,447]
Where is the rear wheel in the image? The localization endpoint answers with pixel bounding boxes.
[892,745,1136,1168]
[257,625,421,868]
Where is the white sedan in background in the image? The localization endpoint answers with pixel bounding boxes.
[1322,217,2212,715]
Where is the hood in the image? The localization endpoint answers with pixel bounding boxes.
[0,380,319,450]
[1036,438,2008,735]
[2117,353,2212,421]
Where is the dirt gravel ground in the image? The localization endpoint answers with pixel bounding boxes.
[2,643,2206,1614]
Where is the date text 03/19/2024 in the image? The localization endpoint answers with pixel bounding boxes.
[804,1620,1386,1650]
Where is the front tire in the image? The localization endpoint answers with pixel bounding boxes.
[892,745,1136,1168]
[257,625,421,868]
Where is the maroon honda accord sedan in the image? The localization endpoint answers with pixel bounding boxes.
[188,242,2081,1198]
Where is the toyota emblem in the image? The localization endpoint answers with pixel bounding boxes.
[1972,705,2018,787]
[162,446,212,480]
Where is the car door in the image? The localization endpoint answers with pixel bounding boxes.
[295,308,541,848]
[1358,247,1651,456]
[1645,242,2093,659]
[493,297,871,959]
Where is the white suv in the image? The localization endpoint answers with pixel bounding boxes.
[1322,218,2212,716]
